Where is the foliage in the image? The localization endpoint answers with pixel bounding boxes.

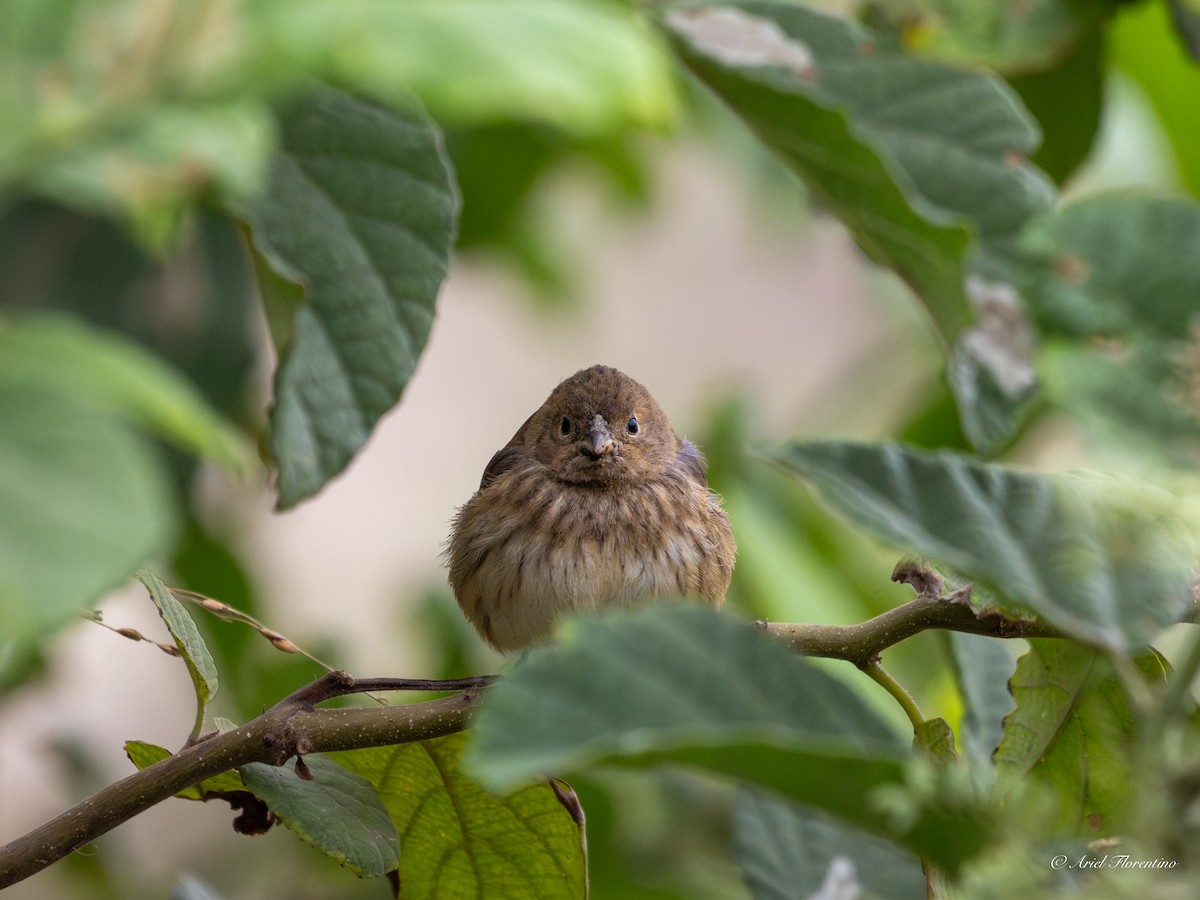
[3,0,1200,898]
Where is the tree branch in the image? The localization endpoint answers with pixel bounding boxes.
[5,562,1182,890]
[759,559,1064,668]
[0,674,486,889]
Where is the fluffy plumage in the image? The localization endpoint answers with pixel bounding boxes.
[447,365,736,651]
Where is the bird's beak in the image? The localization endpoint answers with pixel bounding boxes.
[582,420,615,458]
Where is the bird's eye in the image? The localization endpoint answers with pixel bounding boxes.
[560,416,571,436]
[626,416,639,435]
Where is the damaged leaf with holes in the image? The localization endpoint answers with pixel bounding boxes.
[660,0,1055,453]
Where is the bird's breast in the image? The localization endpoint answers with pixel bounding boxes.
[448,465,730,651]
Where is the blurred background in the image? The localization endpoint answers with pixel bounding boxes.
[0,0,1193,897]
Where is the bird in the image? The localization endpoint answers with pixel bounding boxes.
[447,364,736,652]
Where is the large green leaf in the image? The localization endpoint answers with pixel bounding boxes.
[253,0,675,135]
[1020,194,1200,457]
[661,1,1054,452]
[994,640,1169,838]
[0,314,250,472]
[239,755,399,879]
[467,604,988,871]
[733,789,925,900]
[771,441,1196,654]
[334,732,585,899]
[244,87,459,507]
[0,380,174,681]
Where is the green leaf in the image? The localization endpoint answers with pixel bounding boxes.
[994,640,1169,837]
[1112,0,1200,197]
[239,754,399,879]
[661,1,1054,452]
[733,789,925,900]
[254,0,676,135]
[467,604,988,872]
[867,0,1117,74]
[0,0,275,247]
[1007,21,1106,185]
[334,733,586,899]
[1168,0,1200,60]
[124,740,244,800]
[243,87,458,508]
[0,381,174,674]
[771,440,1196,654]
[946,632,1015,791]
[136,570,219,741]
[1020,194,1200,457]
[914,717,957,765]
[1022,195,1200,341]
[0,314,251,473]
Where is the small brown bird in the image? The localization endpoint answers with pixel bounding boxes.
[447,365,736,652]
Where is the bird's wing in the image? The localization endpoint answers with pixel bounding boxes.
[480,446,524,490]
[479,411,539,490]
[677,439,709,488]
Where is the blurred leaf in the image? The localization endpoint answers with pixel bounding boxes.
[865,0,1117,73]
[733,789,925,900]
[0,380,174,672]
[1112,0,1200,197]
[125,740,244,800]
[243,87,458,508]
[254,0,676,135]
[29,100,274,250]
[467,604,989,872]
[661,1,1053,453]
[1022,195,1200,340]
[0,0,274,245]
[334,732,585,899]
[567,774,684,900]
[1008,21,1105,185]
[136,569,218,741]
[0,313,251,472]
[1168,0,1200,59]
[0,206,260,433]
[445,120,651,304]
[1020,194,1200,457]
[946,632,1015,791]
[994,640,1169,838]
[239,754,398,879]
[771,441,1196,654]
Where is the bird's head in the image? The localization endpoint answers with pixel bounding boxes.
[527,365,680,485]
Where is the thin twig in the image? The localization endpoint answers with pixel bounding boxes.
[169,587,337,671]
[83,610,181,658]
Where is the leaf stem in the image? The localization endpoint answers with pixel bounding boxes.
[864,661,925,732]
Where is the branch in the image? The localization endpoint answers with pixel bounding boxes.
[0,674,489,889]
[759,560,1063,668]
[5,561,1189,889]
